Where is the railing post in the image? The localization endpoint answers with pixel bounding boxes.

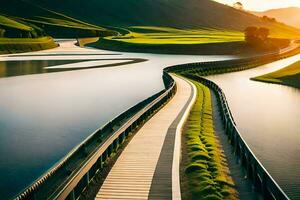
[98,155,103,169]
[252,164,257,188]
[261,173,267,198]
[233,135,238,155]
[104,149,108,161]
[86,171,90,185]
[114,138,119,151]
[69,190,75,200]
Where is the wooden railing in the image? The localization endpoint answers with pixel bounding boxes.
[183,74,290,200]
[14,41,299,200]
[165,43,300,76]
[14,72,176,200]
[163,44,299,199]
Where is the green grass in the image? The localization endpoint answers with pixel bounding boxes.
[0,37,57,54]
[88,26,296,55]
[0,15,33,31]
[268,22,300,39]
[0,0,115,38]
[251,61,300,88]
[106,26,244,45]
[0,36,52,44]
[0,14,58,54]
[181,77,237,199]
[20,17,103,30]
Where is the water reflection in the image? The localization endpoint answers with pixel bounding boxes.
[0,53,235,199]
[207,54,300,199]
[0,60,87,78]
[0,59,147,78]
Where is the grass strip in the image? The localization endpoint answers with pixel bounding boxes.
[0,37,57,54]
[251,60,300,88]
[182,78,237,200]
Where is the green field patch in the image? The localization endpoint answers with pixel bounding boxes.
[251,60,300,88]
[0,15,32,31]
[0,36,57,54]
[104,26,244,45]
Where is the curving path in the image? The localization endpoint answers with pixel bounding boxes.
[95,75,196,200]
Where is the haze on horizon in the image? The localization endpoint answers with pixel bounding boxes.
[215,0,300,11]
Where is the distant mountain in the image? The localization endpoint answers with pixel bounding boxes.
[252,7,300,29]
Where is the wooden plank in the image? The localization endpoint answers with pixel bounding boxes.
[95,76,194,199]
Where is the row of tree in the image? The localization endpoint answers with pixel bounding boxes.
[0,28,46,38]
[244,26,270,45]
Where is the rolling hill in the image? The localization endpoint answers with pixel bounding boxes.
[1,0,300,54]
[0,14,57,54]
[16,0,298,36]
[252,7,300,29]
[0,0,114,38]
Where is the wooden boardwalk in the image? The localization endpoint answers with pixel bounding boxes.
[95,76,195,200]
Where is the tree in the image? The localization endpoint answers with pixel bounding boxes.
[244,26,258,43]
[244,26,270,45]
[257,27,270,41]
[233,2,244,10]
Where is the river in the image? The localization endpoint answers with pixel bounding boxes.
[0,41,299,199]
[207,54,300,199]
[0,41,235,199]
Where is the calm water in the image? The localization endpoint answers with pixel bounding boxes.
[208,54,300,199]
[0,60,92,77]
[1,44,299,199]
[0,51,233,199]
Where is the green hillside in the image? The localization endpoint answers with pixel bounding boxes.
[0,14,57,54]
[1,0,300,54]
[18,0,299,54]
[0,0,114,38]
[0,15,33,31]
[2,0,300,39]
[24,0,300,35]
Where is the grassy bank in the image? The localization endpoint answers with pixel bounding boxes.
[89,26,291,55]
[77,37,100,47]
[0,0,115,38]
[0,37,57,54]
[181,77,237,199]
[251,60,300,88]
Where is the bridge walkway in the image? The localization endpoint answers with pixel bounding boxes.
[95,75,195,200]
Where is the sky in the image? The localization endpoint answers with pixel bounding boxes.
[214,0,300,11]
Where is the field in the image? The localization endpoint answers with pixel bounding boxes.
[88,26,296,55]
[251,61,300,88]
[268,22,300,39]
[181,77,237,199]
[108,26,244,44]
[0,15,33,31]
[0,37,57,54]
[0,0,114,38]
